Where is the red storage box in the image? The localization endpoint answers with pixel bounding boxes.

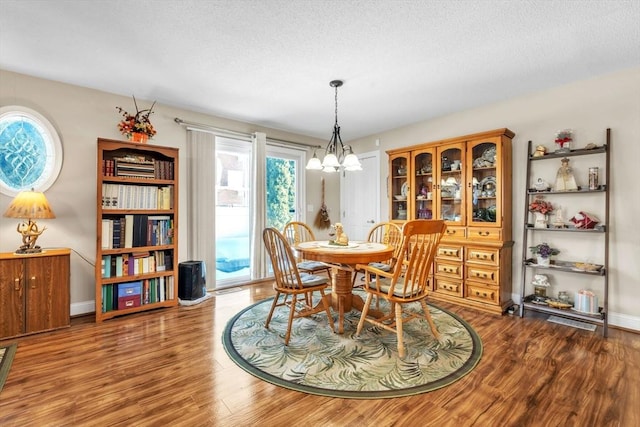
[118,294,141,310]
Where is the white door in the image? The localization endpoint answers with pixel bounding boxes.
[340,150,380,241]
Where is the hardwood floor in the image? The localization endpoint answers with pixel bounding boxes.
[1,282,638,427]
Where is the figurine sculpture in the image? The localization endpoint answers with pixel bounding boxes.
[554,157,578,191]
[533,145,547,157]
[331,223,349,246]
[552,207,566,228]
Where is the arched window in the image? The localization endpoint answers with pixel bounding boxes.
[0,106,63,196]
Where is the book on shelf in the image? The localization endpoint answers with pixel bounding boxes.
[124,214,134,248]
[102,215,175,251]
[102,255,111,278]
[112,218,122,249]
[101,220,112,249]
[143,280,150,304]
[122,254,130,277]
[129,251,150,275]
[102,283,116,312]
[102,159,115,177]
[133,215,148,247]
[101,255,110,278]
[101,183,172,210]
[104,156,174,180]
[115,256,123,277]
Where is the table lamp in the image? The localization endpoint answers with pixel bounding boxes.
[3,189,56,254]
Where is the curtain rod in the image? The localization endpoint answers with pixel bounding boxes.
[174,117,321,149]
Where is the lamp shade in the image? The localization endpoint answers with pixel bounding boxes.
[306,156,323,170]
[321,153,340,169]
[3,190,56,219]
[342,152,362,170]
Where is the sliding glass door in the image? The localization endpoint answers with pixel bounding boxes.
[266,144,305,229]
[214,137,252,285]
[213,137,305,287]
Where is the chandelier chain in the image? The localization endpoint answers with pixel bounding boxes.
[334,84,339,126]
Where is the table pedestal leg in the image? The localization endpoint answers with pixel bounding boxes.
[331,268,352,334]
[331,267,384,334]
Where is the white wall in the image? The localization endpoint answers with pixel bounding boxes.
[348,66,640,330]
[0,69,331,316]
[2,67,637,330]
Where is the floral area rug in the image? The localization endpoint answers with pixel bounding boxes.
[222,290,482,398]
[0,343,17,394]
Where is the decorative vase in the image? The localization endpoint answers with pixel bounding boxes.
[537,255,550,267]
[534,285,547,297]
[533,212,548,229]
[129,132,149,143]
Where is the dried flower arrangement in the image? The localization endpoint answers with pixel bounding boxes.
[529,196,554,215]
[116,96,157,138]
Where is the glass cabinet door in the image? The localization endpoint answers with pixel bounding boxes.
[437,143,464,225]
[389,153,409,221]
[412,148,435,220]
[468,139,500,227]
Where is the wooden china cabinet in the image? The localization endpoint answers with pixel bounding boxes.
[387,128,514,314]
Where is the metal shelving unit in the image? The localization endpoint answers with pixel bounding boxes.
[519,129,610,337]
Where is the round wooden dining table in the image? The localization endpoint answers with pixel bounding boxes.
[294,241,394,333]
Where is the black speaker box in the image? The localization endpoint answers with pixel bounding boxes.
[178,260,207,300]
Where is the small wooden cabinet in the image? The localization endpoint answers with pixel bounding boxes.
[0,249,70,339]
[387,128,514,314]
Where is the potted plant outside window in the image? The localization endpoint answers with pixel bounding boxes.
[529,243,560,267]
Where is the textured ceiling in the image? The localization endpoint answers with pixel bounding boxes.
[1,0,639,141]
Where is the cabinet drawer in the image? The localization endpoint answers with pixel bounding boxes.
[435,261,463,278]
[466,265,498,284]
[468,227,502,241]
[436,244,463,261]
[443,226,466,240]
[466,282,499,304]
[434,277,463,297]
[466,247,500,266]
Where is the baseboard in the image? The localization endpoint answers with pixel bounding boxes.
[71,300,95,317]
[607,312,640,332]
[73,297,640,332]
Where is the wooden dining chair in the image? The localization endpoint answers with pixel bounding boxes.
[282,221,331,277]
[352,221,403,286]
[262,227,335,345]
[355,219,447,358]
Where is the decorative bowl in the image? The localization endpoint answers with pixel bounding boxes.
[394,195,407,201]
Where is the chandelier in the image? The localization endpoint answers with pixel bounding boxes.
[306,80,362,172]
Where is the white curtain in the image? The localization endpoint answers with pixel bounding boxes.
[251,132,268,279]
[186,129,217,288]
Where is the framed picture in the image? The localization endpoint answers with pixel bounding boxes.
[0,106,63,196]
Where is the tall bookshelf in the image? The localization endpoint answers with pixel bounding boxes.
[95,138,179,322]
